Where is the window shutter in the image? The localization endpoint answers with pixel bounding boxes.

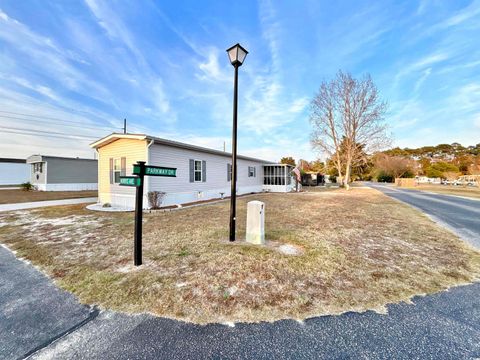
[121,157,126,176]
[109,158,113,184]
[254,167,256,177]
[189,159,194,182]
[227,163,231,181]
[202,160,206,182]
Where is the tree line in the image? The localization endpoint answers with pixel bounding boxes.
[280,71,479,185]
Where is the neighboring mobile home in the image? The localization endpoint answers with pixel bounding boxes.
[0,158,29,186]
[26,155,98,191]
[91,133,296,209]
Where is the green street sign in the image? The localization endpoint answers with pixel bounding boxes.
[133,164,177,177]
[119,176,142,187]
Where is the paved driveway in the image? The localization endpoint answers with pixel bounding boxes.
[367,183,480,249]
[1,245,479,359]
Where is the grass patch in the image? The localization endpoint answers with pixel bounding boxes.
[0,188,479,324]
[0,190,97,204]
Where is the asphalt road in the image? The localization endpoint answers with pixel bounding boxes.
[1,245,479,360]
[367,183,480,249]
[0,245,96,360]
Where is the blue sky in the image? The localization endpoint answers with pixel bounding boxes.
[0,0,479,161]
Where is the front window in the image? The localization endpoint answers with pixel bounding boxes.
[248,166,255,177]
[34,163,43,173]
[114,159,121,183]
[194,160,202,182]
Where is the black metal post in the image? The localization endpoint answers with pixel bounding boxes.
[229,64,239,241]
[123,118,127,134]
[134,161,145,266]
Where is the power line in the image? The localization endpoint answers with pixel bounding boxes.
[0,97,107,119]
[0,110,119,129]
[0,115,118,132]
[0,126,101,140]
[0,129,99,141]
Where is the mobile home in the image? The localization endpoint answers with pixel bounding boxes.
[0,158,29,186]
[26,155,98,191]
[91,133,297,209]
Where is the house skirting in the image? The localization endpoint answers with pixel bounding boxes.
[102,185,264,209]
[263,184,297,193]
[35,183,98,191]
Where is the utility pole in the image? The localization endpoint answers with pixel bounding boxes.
[123,118,127,134]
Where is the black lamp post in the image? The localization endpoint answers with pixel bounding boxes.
[226,43,248,242]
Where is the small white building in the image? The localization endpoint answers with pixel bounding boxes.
[90,133,297,209]
[26,155,98,191]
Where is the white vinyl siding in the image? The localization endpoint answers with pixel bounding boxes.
[147,143,264,206]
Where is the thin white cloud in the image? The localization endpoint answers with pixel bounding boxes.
[447,82,480,112]
[259,0,281,73]
[393,52,449,89]
[0,74,60,101]
[439,0,480,28]
[0,8,111,101]
[413,67,431,93]
[83,0,174,122]
[196,48,230,83]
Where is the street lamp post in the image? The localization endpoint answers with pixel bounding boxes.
[226,43,248,242]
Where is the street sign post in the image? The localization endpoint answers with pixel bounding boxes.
[126,161,177,266]
[119,176,142,187]
[133,164,176,177]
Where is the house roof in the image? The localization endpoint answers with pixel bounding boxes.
[26,155,97,164]
[0,158,26,163]
[90,133,275,164]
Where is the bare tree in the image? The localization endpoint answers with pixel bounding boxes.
[373,153,414,179]
[310,71,389,189]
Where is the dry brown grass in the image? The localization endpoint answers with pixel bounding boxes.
[0,188,479,324]
[0,190,97,204]
[405,184,480,199]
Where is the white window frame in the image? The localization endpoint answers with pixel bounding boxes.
[248,166,255,177]
[34,163,43,173]
[114,158,121,184]
[194,159,203,182]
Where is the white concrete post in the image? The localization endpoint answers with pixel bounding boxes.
[246,200,265,245]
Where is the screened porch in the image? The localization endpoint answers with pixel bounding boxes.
[262,164,297,192]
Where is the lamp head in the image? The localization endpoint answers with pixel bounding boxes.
[226,43,248,66]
